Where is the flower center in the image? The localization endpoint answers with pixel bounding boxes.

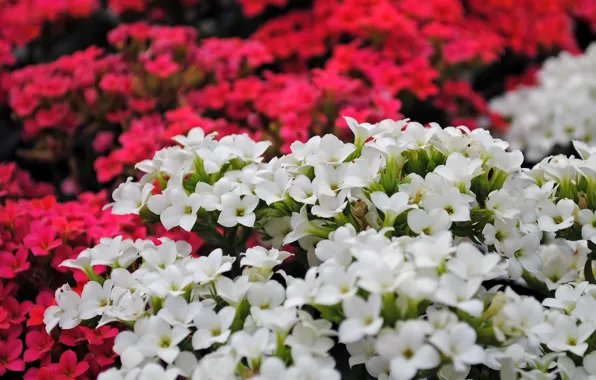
[444,206,454,215]
[185,206,193,214]
[422,227,431,235]
[567,337,577,346]
[553,216,563,224]
[211,328,221,337]
[236,209,245,217]
[159,337,171,348]
[402,347,415,359]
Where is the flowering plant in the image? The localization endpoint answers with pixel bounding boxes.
[45,117,596,379]
[491,42,596,162]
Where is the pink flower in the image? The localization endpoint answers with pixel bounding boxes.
[0,248,30,278]
[144,54,180,78]
[24,330,54,363]
[23,224,61,256]
[49,350,88,380]
[0,339,25,376]
[94,156,123,183]
[92,131,114,153]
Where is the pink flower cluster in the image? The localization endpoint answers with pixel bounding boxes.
[0,192,204,378]
[0,163,54,200]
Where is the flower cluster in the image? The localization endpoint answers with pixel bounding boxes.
[44,117,596,378]
[6,1,596,195]
[0,190,206,378]
[0,163,54,199]
[490,42,596,162]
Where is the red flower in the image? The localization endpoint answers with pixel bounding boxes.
[0,248,30,278]
[24,330,54,363]
[49,351,88,380]
[3,297,32,324]
[93,156,123,184]
[79,326,119,345]
[23,224,61,256]
[145,54,180,78]
[0,339,25,376]
[27,306,45,327]
[87,338,118,367]
[59,327,86,347]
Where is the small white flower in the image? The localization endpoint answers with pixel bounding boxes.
[186,249,235,284]
[536,199,575,232]
[215,276,250,306]
[578,209,596,242]
[339,294,383,343]
[80,280,114,319]
[139,317,190,364]
[160,188,203,231]
[218,193,259,227]
[241,246,292,280]
[44,285,82,332]
[407,208,452,236]
[376,323,440,380]
[192,307,235,350]
[370,191,415,225]
[231,327,274,359]
[434,274,484,317]
[104,178,154,215]
[547,316,595,356]
[430,323,485,372]
[157,296,203,327]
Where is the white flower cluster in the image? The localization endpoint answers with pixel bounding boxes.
[490,43,596,162]
[46,117,596,379]
[45,230,596,380]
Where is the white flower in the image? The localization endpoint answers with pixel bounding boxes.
[143,265,193,298]
[434,274,484,317]
[306,134,356,165]
[311,192,349,218]
[536,199,575,232]
[547,316,595,356]
[104,178,154,215]
[252,357,288,380]
[241,246,292,279]
[218,193,259,227]
[255,168,291,205]
[215,276,250,306]
[139,317,190,364]
[172,127,215,148]
[186,248,235,284]
[346,336,377,368]
[430,323,485,372]
[134,363,180,380]
[283,268,322,307]
[44,285,82,332]
[80,280,114,319]
[339,294,383,343]
[247,281,285,309]
[407,208,452,236]
[447,243,503,281]
[434,153,483,191]
[376,323,440,380]
[160,188,203,231]
[314,265,357,305]
[285,322,334,358]
[578,209,596,242]
[157,296,203,327]
[232,134,271,162]
[421,187,472,222]
[231,327,274,359]
[288,175,317,204]
[192,307,235,350]
[370,191,415,225]
[286,355,341,380]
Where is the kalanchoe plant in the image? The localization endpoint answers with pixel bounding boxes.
[46,117,596,379]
